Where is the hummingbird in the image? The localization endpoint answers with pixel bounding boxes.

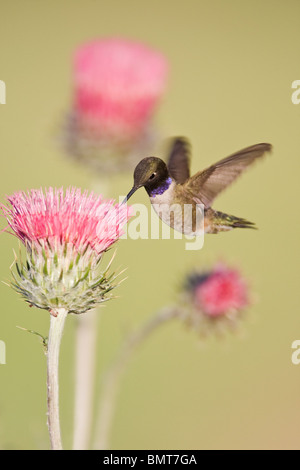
[124,137,272,235]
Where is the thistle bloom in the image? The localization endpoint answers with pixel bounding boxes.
[182,263,249,334]
[1,187,131,314]
[62,38,169,174]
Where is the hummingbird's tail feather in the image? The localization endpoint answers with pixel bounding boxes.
[211,210,257,232]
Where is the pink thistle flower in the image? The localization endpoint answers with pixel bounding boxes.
[1,187,131,314]
[194,265,249,317]
[2,187,129,255]
[74,38,168,138]
[182,263,250,335]
[62,38,169,174]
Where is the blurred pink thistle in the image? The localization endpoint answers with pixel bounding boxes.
[182,263,250,334]
[193,264,249,317]
[62,38,169,173]
[74,38,168,138]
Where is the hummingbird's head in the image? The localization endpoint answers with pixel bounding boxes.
[123,157,169,203]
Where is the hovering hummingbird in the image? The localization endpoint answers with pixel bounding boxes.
[124,138,272,235]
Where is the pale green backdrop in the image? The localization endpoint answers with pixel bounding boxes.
[0,0,299,450]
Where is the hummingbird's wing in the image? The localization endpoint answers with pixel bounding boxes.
[167,137,191,184]
[185,143,272,207]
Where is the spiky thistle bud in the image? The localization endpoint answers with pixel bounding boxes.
[1,187,131,314]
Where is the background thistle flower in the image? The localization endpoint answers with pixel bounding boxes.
[61,37,169,174]
[181,263,249,335]
[1,187,131,314]
[93,262,250,448]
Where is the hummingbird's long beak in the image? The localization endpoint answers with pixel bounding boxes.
[122,186,139,205]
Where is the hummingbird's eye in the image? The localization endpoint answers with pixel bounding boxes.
[149,172,156,180]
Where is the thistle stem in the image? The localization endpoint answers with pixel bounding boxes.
[93,307,179,450]
[72,310,99,450]
[72,178,108,450]
[47,308,68,450]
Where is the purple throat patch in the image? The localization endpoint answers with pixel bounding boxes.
[150,177,172,197]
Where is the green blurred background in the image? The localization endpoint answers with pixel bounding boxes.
[0,0,299,450]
